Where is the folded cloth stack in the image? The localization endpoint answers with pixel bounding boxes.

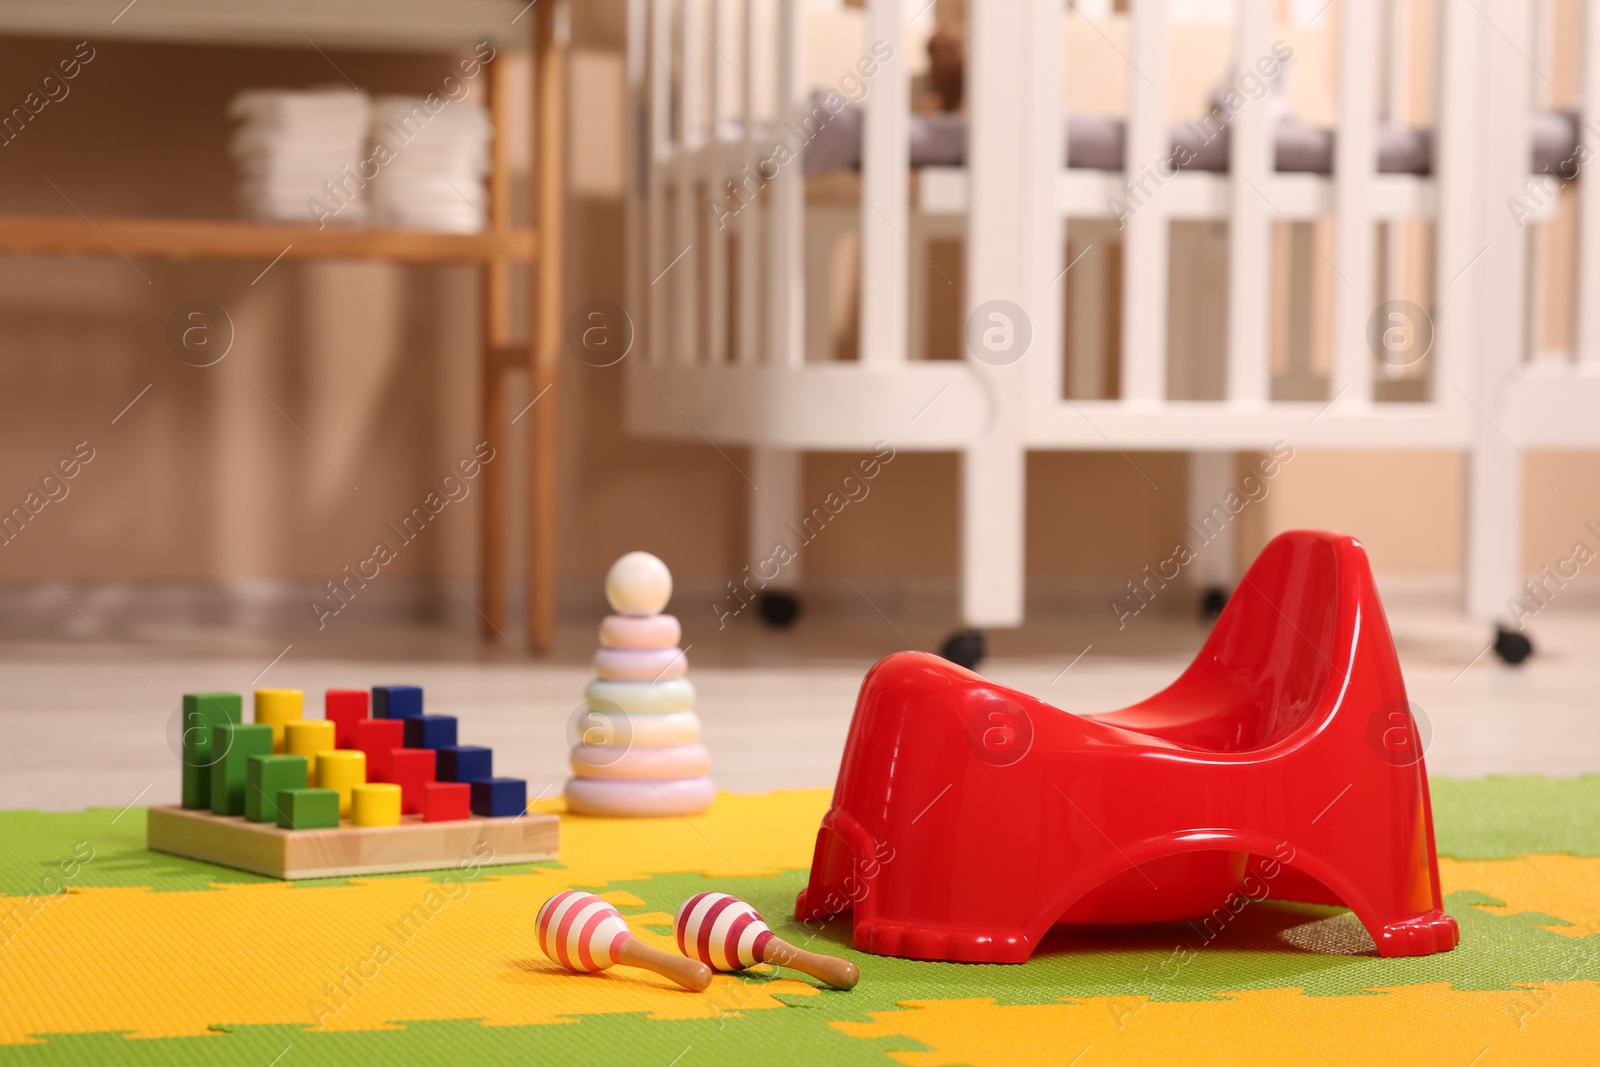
[366,95,492,233]
[228,88,372,225]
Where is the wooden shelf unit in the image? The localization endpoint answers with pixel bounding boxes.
[0,0,565,649]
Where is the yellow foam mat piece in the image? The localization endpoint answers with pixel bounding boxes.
[1440,854,1600,938]
[0,790,829,1044]
[834,983,1600,1067]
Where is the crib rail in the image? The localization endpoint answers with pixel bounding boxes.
[627,0,1600,450]
[624,0,1600,630]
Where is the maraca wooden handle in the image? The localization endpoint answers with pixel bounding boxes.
[617,937,714,992]
[761,936,859,990]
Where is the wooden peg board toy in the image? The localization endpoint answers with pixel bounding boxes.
[150,685,558,879]
[146,804,557,880]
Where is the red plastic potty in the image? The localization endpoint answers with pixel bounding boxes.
[796,530,1459,962]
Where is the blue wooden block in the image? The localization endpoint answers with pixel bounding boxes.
[403,714,458,750]
[470,777,526,818]
[437,745,492,783]
[372,685,423,719]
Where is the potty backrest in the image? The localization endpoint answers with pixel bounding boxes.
[1109,531,1354,753]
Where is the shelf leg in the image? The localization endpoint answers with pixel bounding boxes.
[527,0,566,652]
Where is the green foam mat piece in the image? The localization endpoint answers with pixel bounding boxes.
[0,1014,921,1067]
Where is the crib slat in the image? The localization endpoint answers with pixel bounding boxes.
[648,0,672,365]
[767,0,805,369]
[1578,0,1600,365]
[1121,0,1168,403]
[1431,0,1476,394]
[706,0,729,365]
[1380,0,1412,378]
[736,0,763,365]
[674,0,701,365]
[1225,0,1272,406]
[859,0,909,366]
[1028,0,1065,398]
[1332,0,1377,404]
[626,0,647,361]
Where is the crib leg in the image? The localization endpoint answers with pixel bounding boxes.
[1187,451,1237,618]
[1466,437,1530,663]
[749,447,805,628]
[959,438,1025,628]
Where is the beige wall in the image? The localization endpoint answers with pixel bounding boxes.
[0,12,1596,614]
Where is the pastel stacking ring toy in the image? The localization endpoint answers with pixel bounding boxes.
[570,741,710,780]
[586,678,695,713]
[566,552,714,817]
[599,614,681,649]
[537,891,711,991]
[674,892,858,990]
[565,776,715,817]
[593,646,688,681]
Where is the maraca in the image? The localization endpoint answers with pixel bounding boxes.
[674,892,859,990]
[537,891,712,991]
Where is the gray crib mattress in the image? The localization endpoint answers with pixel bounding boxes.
[801,98,1583,179]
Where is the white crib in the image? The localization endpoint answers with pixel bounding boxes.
[622,0,1600,662]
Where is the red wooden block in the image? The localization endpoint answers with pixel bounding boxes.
[354,719,406,781]
[423,781,471,823]
[325,689,370,748]
[389,747,437,815]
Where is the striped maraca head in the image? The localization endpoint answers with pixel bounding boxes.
[675,891,775,971]
[538,891,632,972]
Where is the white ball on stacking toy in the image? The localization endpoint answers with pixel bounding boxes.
[606,552,673,617]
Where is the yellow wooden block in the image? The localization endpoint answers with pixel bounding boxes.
[351,783,402,827]
[284,720,336,777]
[254,688,304,752]
[315,749,366,816]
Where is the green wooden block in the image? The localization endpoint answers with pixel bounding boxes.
[208,723,274,817]
[245,754,308,824]
[179,692,242,809]
[276,788,341,830]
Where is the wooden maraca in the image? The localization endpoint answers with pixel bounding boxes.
[674,892,859,990]
[537,891,712,991]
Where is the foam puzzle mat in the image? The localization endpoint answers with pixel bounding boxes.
[3,778,1600,1065]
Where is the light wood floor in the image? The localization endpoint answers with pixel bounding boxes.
[4,593,1597,812]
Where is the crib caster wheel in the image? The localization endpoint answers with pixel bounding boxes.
[1199,585,1229,621]
[1492,626,1533,665]
[939,629,986,671]
[757,590,801,629]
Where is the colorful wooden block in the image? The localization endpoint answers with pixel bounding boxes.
[372,685,423,719]
[355,719,406,781]
[315,749,366,816]
[208,723,275,816]
[403,714,457,750]
[324,689,369,748]
[389,748,437,815]
[437,745,492,783]
[470,777,526,818]
[352,783,402,827]
[422,781,471,823]
[285,720,336,778]
[180,692,242,810]
[253,688,304,752]
[245,754,308,824]
[276,788,341,830]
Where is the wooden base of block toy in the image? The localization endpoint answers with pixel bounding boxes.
[147,803,558,879]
